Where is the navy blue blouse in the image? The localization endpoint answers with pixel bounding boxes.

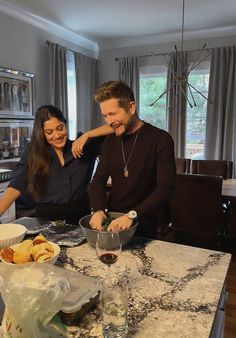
[9,135,103,204]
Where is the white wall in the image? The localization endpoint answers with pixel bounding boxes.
[99,35,236,84]
[0,11,94,110]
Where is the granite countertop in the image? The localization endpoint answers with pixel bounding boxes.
[59,238,231,338]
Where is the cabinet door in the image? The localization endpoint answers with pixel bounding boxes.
[0,188,15,223]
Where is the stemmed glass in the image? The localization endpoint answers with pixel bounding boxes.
[96,231,122,276]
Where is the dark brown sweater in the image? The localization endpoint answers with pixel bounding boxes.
[89,122,176,235]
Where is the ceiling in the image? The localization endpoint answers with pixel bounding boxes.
[1,0,236,49]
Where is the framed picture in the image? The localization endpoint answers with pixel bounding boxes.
[0,67,35,119]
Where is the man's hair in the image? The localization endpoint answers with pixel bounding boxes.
[94,80,135,111]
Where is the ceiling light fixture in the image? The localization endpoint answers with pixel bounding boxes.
[150,0,212,109]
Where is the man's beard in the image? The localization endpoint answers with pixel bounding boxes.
[113,117,133,138]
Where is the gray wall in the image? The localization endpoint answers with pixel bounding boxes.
[0,11,94,110]
[99,35,236,84]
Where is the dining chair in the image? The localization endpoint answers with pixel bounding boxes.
[191,160,233,179]
[225,201,236,243]
[175,157,191,174]
[169,173,226,248]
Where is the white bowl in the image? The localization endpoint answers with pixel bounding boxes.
[0,241,60,265]
[0,223,26,249]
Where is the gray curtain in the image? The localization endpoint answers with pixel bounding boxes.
[205,46,236,177]
[74,52,99,131]
[118,56,140,111]
[167,51,188,157]
[48,41,68,119]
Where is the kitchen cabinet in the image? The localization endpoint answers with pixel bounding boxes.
[0,119,33,161]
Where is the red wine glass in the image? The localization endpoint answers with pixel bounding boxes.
[96,231,122,276]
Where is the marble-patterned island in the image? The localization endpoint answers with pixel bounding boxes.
[60,238,231,338]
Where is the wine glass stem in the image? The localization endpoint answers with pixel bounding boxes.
[108,264,111,278]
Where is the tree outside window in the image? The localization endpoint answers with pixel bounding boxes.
[139,73,167,130]
[186,70,209,158]
[66,51,77,140]
[139,62,210,158]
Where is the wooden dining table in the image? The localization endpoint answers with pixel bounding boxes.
[58,237,231,338]
[107,176,236,200]
[222,178,236,201]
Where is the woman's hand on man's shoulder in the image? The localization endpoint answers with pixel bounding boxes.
[72,132,90,158]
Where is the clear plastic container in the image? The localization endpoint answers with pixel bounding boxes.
[0,264,102,332]
[59,267,102,325]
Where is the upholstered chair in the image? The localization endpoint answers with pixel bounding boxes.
[191,160,233,179]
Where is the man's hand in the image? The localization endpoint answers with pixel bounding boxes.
[107,214,133,232]
[89,210,106,231]
[72,132,89,158]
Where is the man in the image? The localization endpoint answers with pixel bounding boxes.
[89,80,176,238]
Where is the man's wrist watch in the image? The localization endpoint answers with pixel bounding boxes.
[127,210,137,220]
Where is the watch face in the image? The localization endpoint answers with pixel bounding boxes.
[128,210,137,219]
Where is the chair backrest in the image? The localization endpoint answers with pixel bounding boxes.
[170,174,224,238]
[175,157,191,174]
[226,201,236,241]
[191,160,233,179]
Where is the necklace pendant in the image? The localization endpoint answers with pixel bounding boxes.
[124,168,129,178]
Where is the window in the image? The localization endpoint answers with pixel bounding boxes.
[139,65,167,130]
[186,61,210,158]
[139,59,210,158]
[66,51,77,140]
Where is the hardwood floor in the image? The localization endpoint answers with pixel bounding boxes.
[225,247,236,338]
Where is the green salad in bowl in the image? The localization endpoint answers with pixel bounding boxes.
[101,216,115,231]
[79,212,138,247]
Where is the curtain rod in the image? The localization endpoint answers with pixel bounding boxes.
[114,46,213,61]
[45,40,75,54]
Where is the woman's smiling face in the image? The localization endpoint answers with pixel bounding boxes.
[43,117,67,150]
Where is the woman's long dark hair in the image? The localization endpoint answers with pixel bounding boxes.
[27,105,67,200]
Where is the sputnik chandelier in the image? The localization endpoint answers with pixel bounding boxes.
[150,0,212,109]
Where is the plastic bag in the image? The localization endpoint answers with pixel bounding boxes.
[0,263,70,338]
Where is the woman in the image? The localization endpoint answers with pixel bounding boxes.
[0,105,113,224]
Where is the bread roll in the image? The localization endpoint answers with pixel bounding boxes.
[0,247,14,263]
[30,242,54,259]
[29,244,40,258]
[34,249,50,262]
[2,234,56,264]
[13,249,32,264]
[32,234,47,245]
[18,239,33,251]
[36,252,53,263]
[37,242,54,253]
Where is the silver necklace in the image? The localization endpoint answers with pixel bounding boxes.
[121,127,141,178]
